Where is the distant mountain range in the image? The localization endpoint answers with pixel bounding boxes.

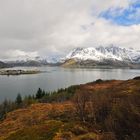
[1,45,140,68]
[4,59,60,67]
[0,58,61,68]
[61,45,140,68]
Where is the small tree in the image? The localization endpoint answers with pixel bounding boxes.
[16,93,22,106]
[42,90,46,97]
[36,88,43,99]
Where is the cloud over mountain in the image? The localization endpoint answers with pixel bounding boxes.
[0,0,140,60]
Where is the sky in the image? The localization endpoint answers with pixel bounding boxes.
[0,0,140,60]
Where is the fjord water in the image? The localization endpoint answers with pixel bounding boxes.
[0,66,140,102]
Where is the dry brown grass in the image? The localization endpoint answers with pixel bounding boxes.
[0,102,73,139]
[0,78,140,140]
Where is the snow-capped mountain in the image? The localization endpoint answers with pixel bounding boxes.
[2,45,140,68]
[64,45,140,64]
[4,56,62,67]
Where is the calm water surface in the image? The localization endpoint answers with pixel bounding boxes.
[0,66,140,102]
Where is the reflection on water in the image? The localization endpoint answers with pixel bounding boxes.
[0,66,140,101]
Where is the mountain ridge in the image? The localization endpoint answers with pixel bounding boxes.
[61,45,140,68]
[0,61,9,68]
[64,45,140,63]
[1,45,140,68]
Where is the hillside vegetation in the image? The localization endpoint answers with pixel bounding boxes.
[0,77,140,140]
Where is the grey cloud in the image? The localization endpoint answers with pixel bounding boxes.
[0,0,139,60]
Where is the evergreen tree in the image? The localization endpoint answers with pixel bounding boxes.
[42,90,46,97]
[36,88,43,99]
[16,93,22,105]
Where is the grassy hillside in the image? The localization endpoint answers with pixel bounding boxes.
[0,78,140,140]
